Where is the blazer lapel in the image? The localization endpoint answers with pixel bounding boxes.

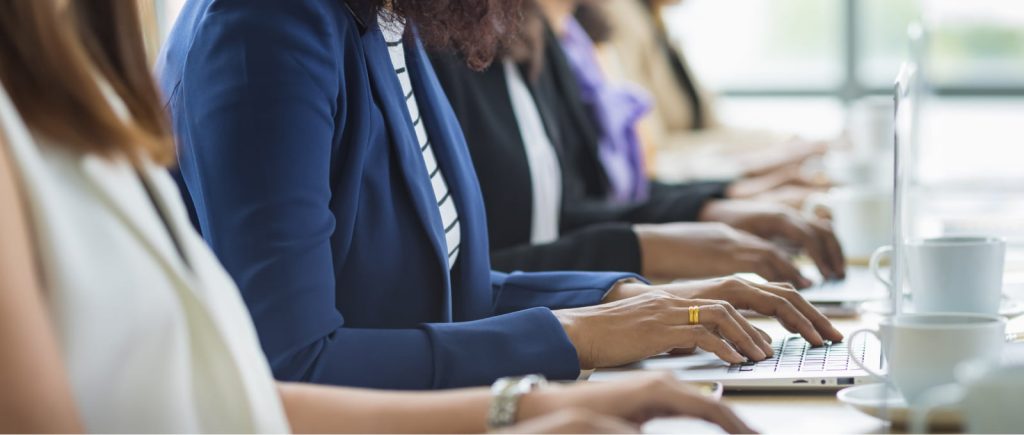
[359,25,449,277]
[80,155,194,287]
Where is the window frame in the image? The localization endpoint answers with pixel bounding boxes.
[707,0,1024,101]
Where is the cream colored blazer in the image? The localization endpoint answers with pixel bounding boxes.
[0,84,290,433]
[601,0,790,181]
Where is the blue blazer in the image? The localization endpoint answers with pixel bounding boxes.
[158,0,638,389]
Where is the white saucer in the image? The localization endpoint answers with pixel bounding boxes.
[836,384,961,428]
[860,297,1024,317]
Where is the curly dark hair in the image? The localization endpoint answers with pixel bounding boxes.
[351,0,524,70]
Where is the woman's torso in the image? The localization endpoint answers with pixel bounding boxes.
[0,83,289,433]
[160,0,496,331]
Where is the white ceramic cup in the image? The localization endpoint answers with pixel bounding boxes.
[803,186,892,260]
[848,96,895,157]
[841,96,896,187]
[910,362,1024,434]
[849,313,1005,406]
[869,236,1006,314]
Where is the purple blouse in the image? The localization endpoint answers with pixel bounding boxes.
[559,17,652,203]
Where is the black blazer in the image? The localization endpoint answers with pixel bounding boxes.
[430,26,727,274]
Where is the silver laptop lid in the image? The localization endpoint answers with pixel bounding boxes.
[891,23,926,316]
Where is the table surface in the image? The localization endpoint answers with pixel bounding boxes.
[597,297,1024,434]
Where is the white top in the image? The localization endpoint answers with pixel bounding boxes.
[380,15,461,269]
[504,61,562,244]
[0,84,290,433]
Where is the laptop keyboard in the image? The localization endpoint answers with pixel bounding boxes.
[727,335,867,373]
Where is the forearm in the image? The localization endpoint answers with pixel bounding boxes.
[0,136,83,434]
[279,382,492,434]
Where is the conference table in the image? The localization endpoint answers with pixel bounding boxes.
[590,264,1024,434]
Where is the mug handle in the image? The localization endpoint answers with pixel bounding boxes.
[869,245,894,290]
[801,192,830,219]
[909,383,964,434]
[848,329,886,381]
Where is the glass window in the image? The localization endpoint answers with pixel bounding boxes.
[924,0,1024,88]
[861,0,1024,89]
[661,0,844,91]
[857,0,919,88]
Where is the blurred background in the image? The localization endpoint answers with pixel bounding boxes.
[657,0,1024,279]
[148,0,1024,276]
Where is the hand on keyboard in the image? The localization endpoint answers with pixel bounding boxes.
[611,277,846,347]
[561,278,846,370]
[729,335,866,374]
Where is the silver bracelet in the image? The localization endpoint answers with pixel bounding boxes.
[486,374,548,429]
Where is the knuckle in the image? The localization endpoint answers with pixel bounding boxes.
[777,286,799,296]
[719,277,744,288]
[653,289,674,299]
[713,301,737,313]
[703,304,727,317]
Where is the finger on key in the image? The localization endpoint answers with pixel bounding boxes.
[704,299,774,358]
[674,326,746,364]
[688,304,766,361]
[810,219,846,279]
[741,286,824,346]
[760,282,844,342]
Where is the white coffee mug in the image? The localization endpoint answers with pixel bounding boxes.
[803,186,892,260]
[848,96,895,157]
[910,362,1024,433]
[870,236,1006,314]
[849,313,1005,405]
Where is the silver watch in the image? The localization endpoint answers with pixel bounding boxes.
[487,374,548,429]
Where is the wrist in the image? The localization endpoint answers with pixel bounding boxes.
[515,387,564,423]
[552,310,589,370]
[487,375,550,429]
[633,224,664,279]
[602,278,646,303]
[698,199,724,222]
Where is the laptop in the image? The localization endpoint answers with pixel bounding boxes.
[753,266,888,305]
[589,333,883,391]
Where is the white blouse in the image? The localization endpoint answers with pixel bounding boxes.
[504,61,562,244]
[0,83,290,433]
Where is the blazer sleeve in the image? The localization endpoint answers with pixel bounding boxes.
[490,222,643,274]
[491,270,643,315]
[560,180,729,233]
[174,0,622,390]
